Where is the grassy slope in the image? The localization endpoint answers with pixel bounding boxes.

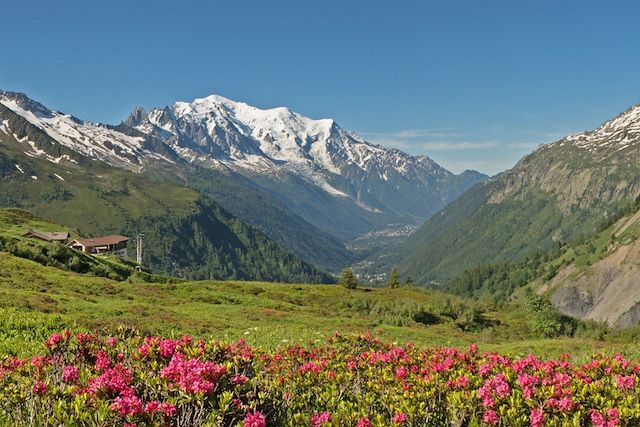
[1,249,636,361]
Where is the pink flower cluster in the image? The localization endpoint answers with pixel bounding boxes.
[310,411,332,426]
[243,410,266,427]
[161,352,227,394]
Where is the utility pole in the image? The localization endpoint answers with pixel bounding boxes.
[136,233,144,265]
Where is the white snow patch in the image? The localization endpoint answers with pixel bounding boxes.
[0,97,145,168]
[14,164,24,174]
[54,173,65,181]
[30,175,38,180]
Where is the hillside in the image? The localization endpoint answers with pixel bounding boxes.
[0,124,331,283]
[151,166,358,272]
[395,102,640,284]
[440,196,640,329]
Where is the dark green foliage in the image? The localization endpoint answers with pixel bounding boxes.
[446,198,640,303]
[397,184,597,284]
[446,246,563,301]
[364,299,440,327]
[339,268,358,289]
[526,293,576,338]
[0,235,124,281]
[387,267,400,288]
[138,198,333,283]
[439,298,490,331]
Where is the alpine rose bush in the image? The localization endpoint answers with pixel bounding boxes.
[1,331,640,426]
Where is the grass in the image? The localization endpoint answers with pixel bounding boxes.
[1,250,639,360]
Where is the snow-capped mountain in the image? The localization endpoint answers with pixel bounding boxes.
[0,91,175,169]
[125,94,486,218]
[547,104,640,158]
[0,90,486,247]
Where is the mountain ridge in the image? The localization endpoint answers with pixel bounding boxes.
[395,99,640,284]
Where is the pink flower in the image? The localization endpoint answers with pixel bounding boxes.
[31,355,48,370]
[557,397,574,412]
[159,402,176,417]
[159,339,177,358]
[32,381,47,395]
[396,365,407,379]
[530,408,545,427]
[393,412,407,424]
[357,417,372,427]
[161,352,227,394]
[607,408,620,426]
[110,391,142,416]
[95,350,112,372]
[106,336,118,347]
[244,411,266,427]
[232,374,248,384]
[63,365,79,383]
[482,410,499,425]
[88,364,133,395]
[45,333,62,348]
[144,400,160,413]
[616,374,635,390]
[310,412,332,427]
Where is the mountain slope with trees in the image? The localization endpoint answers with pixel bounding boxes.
[395,102,640,284]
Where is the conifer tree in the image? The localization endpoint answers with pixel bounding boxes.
[387,267,400,288]
[339,268,359,289]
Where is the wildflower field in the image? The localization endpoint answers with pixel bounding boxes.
[2,330,640,426]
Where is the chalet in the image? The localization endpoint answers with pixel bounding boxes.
[68,235,129,258]
[22,229,70,243]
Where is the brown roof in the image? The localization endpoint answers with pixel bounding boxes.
[71,235,129,247]
[22,229,70,241]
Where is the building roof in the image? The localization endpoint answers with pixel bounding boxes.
[71,235,129,247]
[22,229,70,241]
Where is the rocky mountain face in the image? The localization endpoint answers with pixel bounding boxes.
[124,95,487,233]
[396,102,640,284]
[0,90,486,271]
[543,207,640,328]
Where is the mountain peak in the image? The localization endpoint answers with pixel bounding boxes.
[0,91,54,118]
[559,102,640,151]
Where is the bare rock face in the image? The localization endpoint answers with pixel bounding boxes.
[546,212,640,327]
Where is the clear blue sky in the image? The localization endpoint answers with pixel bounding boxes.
[3,0,640,175]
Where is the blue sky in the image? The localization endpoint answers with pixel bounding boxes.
[2,0,640,175]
